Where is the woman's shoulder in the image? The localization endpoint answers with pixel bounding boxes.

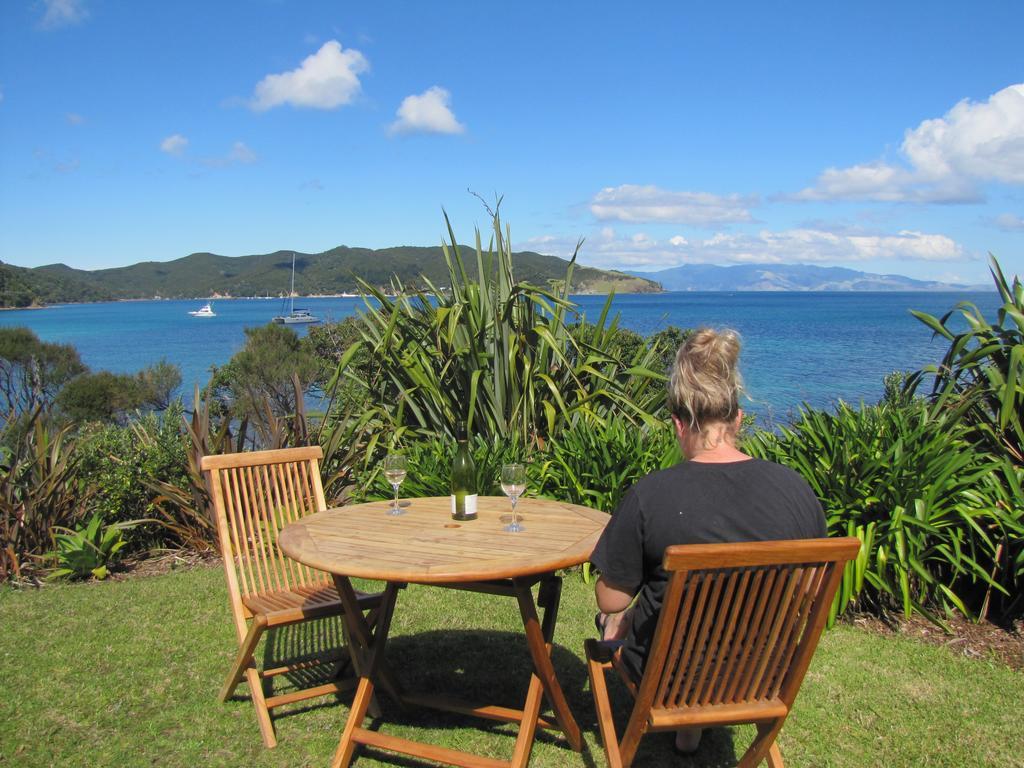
[633,458,810,493]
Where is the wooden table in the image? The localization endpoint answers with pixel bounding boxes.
[279,496,608,768]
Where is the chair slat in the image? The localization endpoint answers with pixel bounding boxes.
[689,568,741,706]
[716,568,765,705]
[229,466,262,597]
[243,465,274,596]
[766,564,827,700]
[654,577,698,706]
[753,566,816,702]
[681,571,725,707]
[720,567,773,704]
[735,564,795,700]
[698,567,752,706]
[256,463,288,594]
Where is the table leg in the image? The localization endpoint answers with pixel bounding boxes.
[330,578,401,768]
[332,576,404,702]
[512,575,583,755]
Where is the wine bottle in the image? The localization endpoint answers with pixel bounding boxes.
[450,424,477,520]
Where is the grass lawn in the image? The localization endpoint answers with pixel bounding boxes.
[1,565,1022,768]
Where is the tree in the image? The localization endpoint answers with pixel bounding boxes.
[56,372,145,423]
[137,359,182,411]
[0,327,86,418]
[213,323,319,418]
[54,360,182,424]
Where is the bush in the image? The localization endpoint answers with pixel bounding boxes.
[347,206,667,449]
[0,412,89,580]
[910,255,1024,465]
[75,405,190,551]
[535,418,680,513]
[746,400,1022,624]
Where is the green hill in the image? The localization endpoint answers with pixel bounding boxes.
[14,245,659,305]
[0,261,114,307]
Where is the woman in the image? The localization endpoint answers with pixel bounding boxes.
[590,328,826,754]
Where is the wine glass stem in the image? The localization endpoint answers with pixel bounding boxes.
[392,484,399,510]
[511,496,518,526]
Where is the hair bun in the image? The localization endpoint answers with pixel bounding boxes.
[668,327,742,430]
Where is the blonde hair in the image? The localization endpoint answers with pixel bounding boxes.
[668,327,743,434]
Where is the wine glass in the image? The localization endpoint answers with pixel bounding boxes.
[500,463,527,533]
[383,454,407,516]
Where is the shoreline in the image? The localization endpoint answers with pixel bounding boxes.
[0,286,999,312]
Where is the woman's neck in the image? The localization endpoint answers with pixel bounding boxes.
[679,421,751,463]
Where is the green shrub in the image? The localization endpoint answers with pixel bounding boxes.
[910,255,1024,466]
[535,417,680,513]
[0,412,89,580]
[746,400,1021,624]
[48,511,130,580]
[75,405,189,550]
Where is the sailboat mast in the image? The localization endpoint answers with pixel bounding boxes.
[290,253,296,313]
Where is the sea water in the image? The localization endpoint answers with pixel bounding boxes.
[0,291,1000,422]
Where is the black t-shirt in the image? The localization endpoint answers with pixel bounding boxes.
[590,458,827,680]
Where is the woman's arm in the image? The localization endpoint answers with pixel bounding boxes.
[595,575,635,641]
[595,575,634,613]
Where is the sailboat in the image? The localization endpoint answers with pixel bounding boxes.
[272,254,320,324]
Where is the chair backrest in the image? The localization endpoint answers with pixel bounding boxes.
[636,538,859,723]
[201,447,330,617]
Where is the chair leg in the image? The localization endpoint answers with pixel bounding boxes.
[738,719,786,768]
[584,641,624,768]
[244,665,277,748]
[220,619,267,702]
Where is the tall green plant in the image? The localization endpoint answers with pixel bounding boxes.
[0,410,90,580]
[746,400,1019,624]
[350,205,666,449]
[535,418,680,513]
[909,255,1024,465]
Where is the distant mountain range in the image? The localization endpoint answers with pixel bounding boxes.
[1,251,991,309]
[0,246,659,307]
[627,263,987,292]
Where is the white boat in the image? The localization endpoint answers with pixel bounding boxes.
[188,302,216,317]
[273,254,321,325]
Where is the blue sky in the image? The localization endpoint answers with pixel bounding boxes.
[1,1,1022,283]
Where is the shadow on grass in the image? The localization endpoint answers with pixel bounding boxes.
[230,621,741,767]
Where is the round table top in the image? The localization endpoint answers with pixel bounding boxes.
[278,496,609,583]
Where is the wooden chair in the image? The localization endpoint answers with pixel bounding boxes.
[585,537,860,768]
[201,446,384,748]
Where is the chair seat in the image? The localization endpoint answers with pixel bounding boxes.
[243,582,382,626]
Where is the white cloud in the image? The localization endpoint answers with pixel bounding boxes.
[54,158,79,174]
[589,185,754,225]
[797,83,1024,202]
[991,213,1024,231]
[201,141,258,168]
[520,227,965,270]
[40,0,88,29]
[227,141,256,164]
[388,86,465,135]
[250,40,368,111]
[160,134,189,155]
[66,112,84,125]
